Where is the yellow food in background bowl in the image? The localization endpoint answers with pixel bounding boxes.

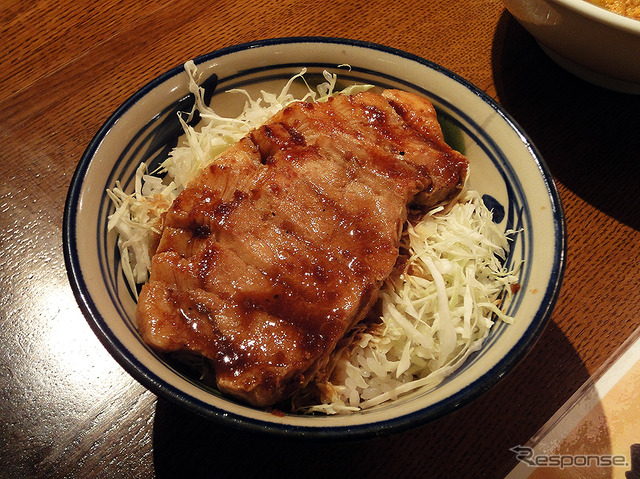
[589,0,640,20]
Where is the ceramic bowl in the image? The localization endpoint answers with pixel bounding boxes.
[502,0,640,94]
[63,37,565,439]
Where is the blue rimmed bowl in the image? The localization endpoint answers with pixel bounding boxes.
[63,37,565,439]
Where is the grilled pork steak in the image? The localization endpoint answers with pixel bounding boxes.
[136,89,469,407]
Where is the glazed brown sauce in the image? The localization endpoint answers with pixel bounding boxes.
[138,90,469,405]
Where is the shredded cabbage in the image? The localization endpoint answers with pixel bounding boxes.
[301,191,520,414]
[107,63,371,296]
[107,64,520,413]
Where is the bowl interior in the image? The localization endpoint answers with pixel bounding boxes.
[64,38,565,438]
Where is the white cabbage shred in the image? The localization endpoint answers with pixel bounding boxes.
[107,64,520,413]
[107,63,370,296]
[302,191,520,414]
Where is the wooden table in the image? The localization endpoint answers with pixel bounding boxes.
[1,1,639,477]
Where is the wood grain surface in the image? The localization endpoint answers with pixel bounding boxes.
[1,1,639,478]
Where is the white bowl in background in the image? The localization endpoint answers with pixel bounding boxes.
[502,0,640,94]
[63,37,565,439]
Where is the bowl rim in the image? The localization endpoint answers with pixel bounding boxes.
[549,0,640,33]
[63,36,566,439]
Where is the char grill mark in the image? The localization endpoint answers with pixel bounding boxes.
[136,89,468,407]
